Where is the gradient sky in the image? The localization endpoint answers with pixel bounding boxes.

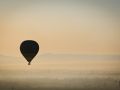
[0,0,120,57]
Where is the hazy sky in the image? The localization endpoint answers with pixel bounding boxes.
[0,0,120,57]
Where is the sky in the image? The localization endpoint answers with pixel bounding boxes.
[0,0,120,57]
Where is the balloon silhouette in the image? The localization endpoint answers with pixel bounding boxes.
[20,40,39,65]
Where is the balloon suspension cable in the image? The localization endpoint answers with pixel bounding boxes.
[28,62,31,65]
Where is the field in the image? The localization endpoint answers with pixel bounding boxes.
[0,55,120,90]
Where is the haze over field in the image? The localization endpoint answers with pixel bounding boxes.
[0,55,120,90]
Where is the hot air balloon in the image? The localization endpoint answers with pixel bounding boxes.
[20,40,39,65]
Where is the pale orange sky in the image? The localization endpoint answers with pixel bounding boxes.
[0,1,120,57]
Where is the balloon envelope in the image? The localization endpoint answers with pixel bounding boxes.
[20,40,39,65]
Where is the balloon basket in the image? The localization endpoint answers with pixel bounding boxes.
[28,62,31,65]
